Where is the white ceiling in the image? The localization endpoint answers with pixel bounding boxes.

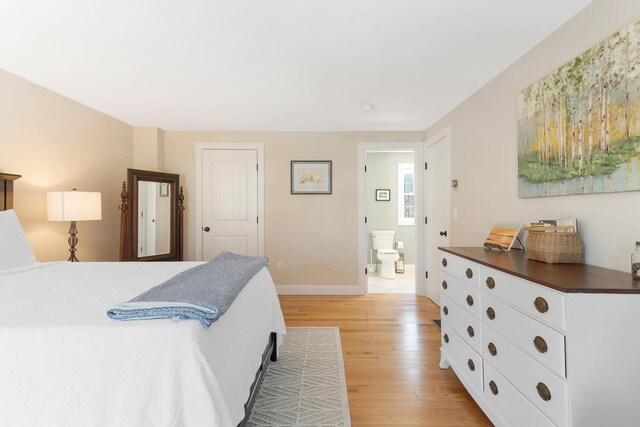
[0,0,592,131]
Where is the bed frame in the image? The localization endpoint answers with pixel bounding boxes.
[0,173,21,211]
[239,332,278,426]
[1,172,276,425]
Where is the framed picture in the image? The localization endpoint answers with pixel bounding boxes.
[159,183,169,197]
[483,223,522,251]
[376,189,391,201]
[291,161,332,194]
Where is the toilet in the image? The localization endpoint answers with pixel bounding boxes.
[371,230,400,279]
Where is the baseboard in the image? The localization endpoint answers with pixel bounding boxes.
[276,284,361,295]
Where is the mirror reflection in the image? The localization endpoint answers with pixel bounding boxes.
[137,181,172,257]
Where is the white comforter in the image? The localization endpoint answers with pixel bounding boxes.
[0,262,286,427]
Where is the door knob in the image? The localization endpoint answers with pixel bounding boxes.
[203,227,210,232]
[440,231,447,237]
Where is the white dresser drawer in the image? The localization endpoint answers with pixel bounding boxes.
[483,326,569,426]
[441,272,481,319]
[441,295,482,354]
[441,323,483,393]
[482,293,566,378]
[480,266,566,331]
[483,362,555,427]
[439,251,479,288]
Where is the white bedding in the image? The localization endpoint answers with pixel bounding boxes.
[0,261,286,427]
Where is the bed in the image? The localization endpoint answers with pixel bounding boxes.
[0,173,286,427]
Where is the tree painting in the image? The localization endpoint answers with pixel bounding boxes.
[518,19,640,198]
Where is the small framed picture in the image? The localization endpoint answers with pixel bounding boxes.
[376,189,391,201]
[484,224,522,251]
[159,183,169,197]
[291,161,332,194]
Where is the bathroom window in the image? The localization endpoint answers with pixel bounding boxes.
[398,163,415,225]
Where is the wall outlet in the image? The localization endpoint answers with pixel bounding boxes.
[453,208,458,220]
[277,261,284,271]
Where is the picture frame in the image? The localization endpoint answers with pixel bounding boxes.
[291,161,332,194]
[159,183,169,197]
[376,189,391,201]
[483,223,523,251]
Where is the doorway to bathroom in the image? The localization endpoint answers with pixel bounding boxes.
[357,143,424,295]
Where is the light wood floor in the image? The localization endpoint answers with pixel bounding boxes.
[279,293,492,426]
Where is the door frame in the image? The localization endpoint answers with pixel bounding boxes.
[195,142,265,261]
[357,142,425,296]
[424,126,452,304]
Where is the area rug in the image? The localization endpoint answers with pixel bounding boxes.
[246,327,351,427]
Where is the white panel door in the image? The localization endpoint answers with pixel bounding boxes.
[201,149,258,259]
[137,181,156,257]
[425,131,451,305]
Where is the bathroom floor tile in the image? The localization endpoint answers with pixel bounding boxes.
[367,269,415,293]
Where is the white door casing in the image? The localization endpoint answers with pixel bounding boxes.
[196,143,265,261]
[424,127,452,306]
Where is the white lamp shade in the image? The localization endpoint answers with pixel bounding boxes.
[47,191,102,221]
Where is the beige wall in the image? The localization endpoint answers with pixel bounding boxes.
[164,131,425,285]
[426,0,640,272]
[0,69,133,262]
[133,127,164,170]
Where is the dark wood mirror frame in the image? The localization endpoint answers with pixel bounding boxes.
[1,173,21,211]
[119,169,184,261]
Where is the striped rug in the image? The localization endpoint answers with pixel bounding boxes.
[246,327,351,427]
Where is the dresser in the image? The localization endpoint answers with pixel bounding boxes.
[438,247,640,427]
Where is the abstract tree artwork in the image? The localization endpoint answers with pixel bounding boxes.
[518,19,640,198]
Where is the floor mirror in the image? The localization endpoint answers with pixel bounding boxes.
[119,169,184,261]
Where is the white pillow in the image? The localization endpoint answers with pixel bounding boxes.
[0,209,36,270]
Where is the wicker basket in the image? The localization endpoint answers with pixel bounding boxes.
[526,231,583,264]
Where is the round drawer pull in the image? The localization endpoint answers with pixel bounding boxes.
[533,336,548,353]
[467,359,475,371]
[486,307,495,320]
[486,277,495,289]
[467,326,475,337]
[442,280,448,290]
[443,306,449,316]
[489,380,499,395]
[488,342,497,356]
[466,268,473,279]
[534,296,549,313]
[442,258,448,267]
[443,333,449,343]
[536,382,552,401]
[466,295,474,306]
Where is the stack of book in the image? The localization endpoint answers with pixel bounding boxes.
[528,218,578,233]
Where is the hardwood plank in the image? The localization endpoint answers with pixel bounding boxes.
[280,294,491,426]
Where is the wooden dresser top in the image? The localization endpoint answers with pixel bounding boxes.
[439,247,640,294]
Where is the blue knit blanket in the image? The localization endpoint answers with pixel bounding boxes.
[107,252,268,328]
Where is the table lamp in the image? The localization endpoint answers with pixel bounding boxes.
[47,189,102,262]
